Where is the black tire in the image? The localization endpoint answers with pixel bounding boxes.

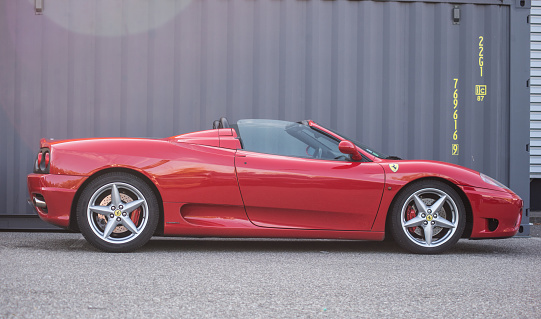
[76,172,159,252]
[389,180,466,254]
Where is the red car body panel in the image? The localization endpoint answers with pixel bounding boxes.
[161,202,385,240]
[27,124,523,242]
[369,160,522,237]
[462,186,523,238]
[27,174,87,228]
[235,151,385,230]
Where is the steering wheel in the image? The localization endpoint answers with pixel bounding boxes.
[312,147,322,159]
[305,145,323,159]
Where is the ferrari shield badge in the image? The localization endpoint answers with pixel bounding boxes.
[389,163,399,173]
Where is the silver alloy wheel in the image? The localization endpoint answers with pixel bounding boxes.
[86,182,149,244]
[400,187,459,248]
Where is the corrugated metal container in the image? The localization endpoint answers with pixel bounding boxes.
[0,0,531,233]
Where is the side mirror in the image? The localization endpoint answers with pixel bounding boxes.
[339,141,362,161]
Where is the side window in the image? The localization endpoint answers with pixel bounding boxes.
[236,120,345,160]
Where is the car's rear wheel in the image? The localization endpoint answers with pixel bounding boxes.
[77,172,159,252]
[389,180,465,254]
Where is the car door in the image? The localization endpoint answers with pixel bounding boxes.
[234,120,385,231]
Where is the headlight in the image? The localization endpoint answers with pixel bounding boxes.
[480,173,509,190]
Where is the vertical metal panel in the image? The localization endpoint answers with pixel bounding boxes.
[0,0,16,215]
[70,1,97,139]
[510,0,531,235]
[95,0,122,138]
[0,0,526,225]
[150,1,176,138]
[228,0,250,120]
[123,1,149,138]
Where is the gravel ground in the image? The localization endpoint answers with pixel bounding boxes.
[531,224,541,237]
[1,232,540,318]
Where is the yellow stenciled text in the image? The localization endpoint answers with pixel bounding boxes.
[452,78,459,155]
[479,36,484,77]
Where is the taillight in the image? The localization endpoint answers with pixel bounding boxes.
[34,148,50,174]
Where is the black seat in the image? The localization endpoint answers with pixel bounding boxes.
[213,117,230,129]
[219,117,229,129]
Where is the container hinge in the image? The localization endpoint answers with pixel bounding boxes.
[527,143,530,152]
[452,6,460,25]
[515,0,531,9]
[527,78,530,87]
[35,0,43,15]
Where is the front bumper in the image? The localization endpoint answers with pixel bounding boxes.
[463,186,523,238]
[27,174,88,229]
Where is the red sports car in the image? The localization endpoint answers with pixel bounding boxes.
[27,118,523,254]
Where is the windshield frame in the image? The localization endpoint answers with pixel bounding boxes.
[307,121,390,160]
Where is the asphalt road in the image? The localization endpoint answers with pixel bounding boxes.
[1,232,540,318]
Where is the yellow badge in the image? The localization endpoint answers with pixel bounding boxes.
[426,215,433,221]
[114,210,122,217]
[389,163,399,173]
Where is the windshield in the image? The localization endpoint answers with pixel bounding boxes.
[322,126,390,159]
[234,119,391,160]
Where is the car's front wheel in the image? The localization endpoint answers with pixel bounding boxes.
[77,172,159,252]
[389,180,466,254]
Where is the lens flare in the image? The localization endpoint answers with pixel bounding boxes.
[26,0,193,37]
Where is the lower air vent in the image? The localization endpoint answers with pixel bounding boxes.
[487,218,499,232]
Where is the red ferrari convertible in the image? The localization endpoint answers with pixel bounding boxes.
[27,118,522,254]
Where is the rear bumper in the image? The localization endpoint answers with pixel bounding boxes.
[464,186,523,238]
[27,174,87,229]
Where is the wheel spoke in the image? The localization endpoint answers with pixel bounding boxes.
[429,195,447,214]
[423,223,434,246]
[122,199,145,213]
[434,218,455,229]
[90,205,112,215]
[412,195,428,213]
[103,219,118,239]
[111,184,122,207]
[403,216,425,228]
[122,217,139,234]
